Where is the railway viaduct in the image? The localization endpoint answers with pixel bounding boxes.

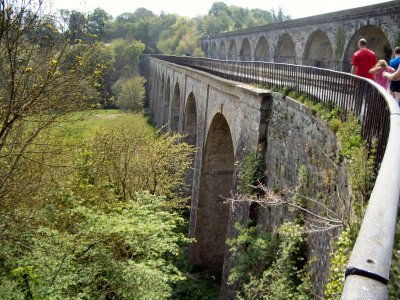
[142,1,400,298]
[201,1,400,71]
[145,57,352,298]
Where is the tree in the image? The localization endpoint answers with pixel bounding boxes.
[201,12,232,35]
[88,7,112,41]
[156,17,199,55]
[133,7,155,20]
[272,7,291,22]
[113,76,146,111]
[110,39,145,78]
[208,2,231,17]
[0,0,100,256]
[68,10,89,43]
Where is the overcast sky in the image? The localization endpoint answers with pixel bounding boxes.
[49,0,386,20]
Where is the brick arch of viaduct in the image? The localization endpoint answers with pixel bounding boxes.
[202,1,400,71]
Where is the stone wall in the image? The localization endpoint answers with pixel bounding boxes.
[254,92,350,297]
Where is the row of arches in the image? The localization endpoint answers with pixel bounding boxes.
[204,25,392,71]
[151,72,235,273]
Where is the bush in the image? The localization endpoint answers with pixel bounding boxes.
[113,76,147,111]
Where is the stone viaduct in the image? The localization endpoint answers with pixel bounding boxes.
[143,1,400,298]
[201,1,400,71]
[145,57,351,298]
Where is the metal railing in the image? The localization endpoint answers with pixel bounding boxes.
[141,55,400,298]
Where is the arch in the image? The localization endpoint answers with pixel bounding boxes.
[228,39,237,60]
[211,42,218,59]
[184,92,197,146]
[303,30,334,68]
[218,41,227,60]
[342,25,391,72]
[183,92,198,197]
[274,33,296,64]
[204,42,209,57]
[239,38,252,61]
[254,36,270,61]
[193,113,234,271]
[162,77,170,127]
[171,82,180,131]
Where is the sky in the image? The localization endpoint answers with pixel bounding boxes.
[49,0,387,20]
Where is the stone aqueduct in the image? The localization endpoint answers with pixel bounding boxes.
[201,1,400,71]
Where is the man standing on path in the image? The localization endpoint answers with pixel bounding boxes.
[389,46,400,99]
[351,38,377,80]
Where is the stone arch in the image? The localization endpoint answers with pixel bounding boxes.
[193,113,234,271]
[228,39,237,60]
[218,41,227,60]
[204,42,209,57]
[211,42,218,59]
[303,30,334,68]
[254,36,270,61]
[274,33,296,64]
[171,82,180,131]
[239,38,252,61]
[342,25,391,72]
[184,92,197,146]
[163,77,170,127]
[183,92,198,197]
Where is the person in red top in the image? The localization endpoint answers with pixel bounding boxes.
[351,38,377,79]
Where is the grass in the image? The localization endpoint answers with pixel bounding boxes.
[50,109,124,143]
[48,109,157,146]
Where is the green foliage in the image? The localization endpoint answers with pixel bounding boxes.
[156,17,199,55]
[113,76,147,111]
[86,114,195,199]
[336,115,375,209]
[192,47,205,57]
[229,222,311,300]
[324,228,355,299]
[10,266,38,300]
[238,148,264,195]
[105,3,290,52]
[336,115,362,159]
[110,39,145,78]
[0,112,195,299]
[324,118,376,297]
[227,223,278,284]
[329,118,342,133]
[88,8,112,41]
[2,191,188,299]
[0,0,105,225]
[201,3,288,35]
[280,86,295,96]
